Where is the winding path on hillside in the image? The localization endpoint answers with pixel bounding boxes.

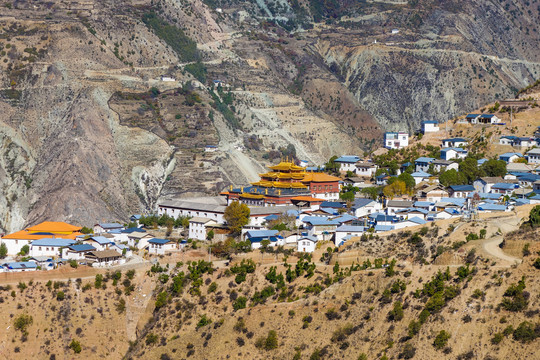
[482,235,521,264]
[479,214,523,265]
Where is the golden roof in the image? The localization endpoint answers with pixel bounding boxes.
[27,221,82,233]
[302,172,341,183]
[250,181,308,189]
[240,193,265,199]
[268,161,305,172]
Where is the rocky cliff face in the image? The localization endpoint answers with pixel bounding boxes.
[0,0,539,231]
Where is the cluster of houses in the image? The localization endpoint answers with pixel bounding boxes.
[0,220,181,272]
[155,120,540,253]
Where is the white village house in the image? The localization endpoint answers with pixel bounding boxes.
[148,238,177,255]
[384,132,409,149]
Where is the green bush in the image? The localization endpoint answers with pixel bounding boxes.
[513,321,539,343]
[233,296,247,311]
[388,301,404,321]
[208,282,217,293]
[433,330,451,349]
[263,330,278,350]
[146,333,158,345]
[69,339,82,353]
[155,291,168,310]
[13,314,33,333]
[56,291,65,301]
[533,258,540,270]
[491,332,503,345]
[196,314,212,328]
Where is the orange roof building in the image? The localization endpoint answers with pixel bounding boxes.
[223,160,341,206]
[1,221,83,256]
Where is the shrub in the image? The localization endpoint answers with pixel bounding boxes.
[533,258,540,270]
[433,330,451,350]
[500,278,529,312]
[94,274,103,289]
[155,291,168,310]
[233,318,246,332]
[56,291,65,301]
[69,260,78,268]
[116,298,126,313]
[325,308,341,320]
[399,343,416,359]
[263,330,278,350]
[208,282,217,293]
[14,314,33,333]
[233,296,247,311]
[388,301,404,321]
[146,333,158,345]
[491,333,503,345]
[126,270,135,280]
[513,321,539,343]
[408,320,421,337]
[69,339,82,353]
[196,314,212,328]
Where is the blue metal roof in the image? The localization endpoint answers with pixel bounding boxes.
[88,236,112,245]
[479,114,494,118]
[336,225,365,232]
[478,204,507,211]
[375,225,395,232]
[411,171,430,177]
[31,238,76,247]
[245,230,279,238]
[374,214,398,222]
[335,155,361,163]
[148,238,173,245]
[477,159,488,165]
[415,157,435,163]
[423,120,438,124]
[499,152,523,161]
[466,114,480,118]
[440,197,467,205]
[320,201,345,209]
[414,201,434,207]
[467,192,503,200]
[97,223,123,229]
[333,214,357,223]
[264,214,279,221]
[121,227,145,234]
[442,137,467,142]
[450,185,475,192]
[4,261,37,269]
[68,244,96,252]
[320,207,339,215]
[406,217,427,225]
[492,182,517,190]
[298,235,318,242]
[441,147,466,153]
[302,216,340,226]
[353,198,376,209]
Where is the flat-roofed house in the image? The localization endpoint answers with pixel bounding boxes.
[30,238,76,257]
[62,244,96,261]
[148,238,177,255]
[86,250,123,267]
[526,148,540,164]
[189,217,217,241]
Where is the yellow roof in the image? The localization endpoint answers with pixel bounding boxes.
[240,193,265,199]
[26,221,82,233]
[268,161,305,172]
[302,173,341,183]
[3,229,83,240]
[291,196,325,202]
